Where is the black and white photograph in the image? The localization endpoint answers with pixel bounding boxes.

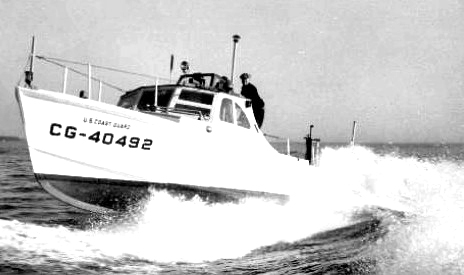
[1,0,464,274]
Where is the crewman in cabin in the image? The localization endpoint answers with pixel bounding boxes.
[180,61,190,74]
[216,76,232,93]
[240,73,265,128]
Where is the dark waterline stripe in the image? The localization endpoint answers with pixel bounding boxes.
[34,173,289,213]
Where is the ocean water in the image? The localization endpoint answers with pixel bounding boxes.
[1,140,464,274]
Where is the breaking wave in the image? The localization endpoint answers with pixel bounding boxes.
[1,145,464,274]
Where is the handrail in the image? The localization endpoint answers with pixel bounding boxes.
[20,38,172,104]
[169,107,206,120]
[36,55,170,82]
[140,106,206,120]
[264,132,291,156]
[35,54,171,105]
[263,133,287,140]
[36,56,125,93]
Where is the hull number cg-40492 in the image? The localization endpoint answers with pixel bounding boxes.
[49,123,153,150]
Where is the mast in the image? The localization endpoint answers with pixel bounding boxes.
[230,34,241,88]
[25,36,36,88]
[350,121,357,146]
[29,36,36,72]
[169,54,174,83]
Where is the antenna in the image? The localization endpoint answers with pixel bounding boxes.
[230,34,241,88]
[169,54,174,83]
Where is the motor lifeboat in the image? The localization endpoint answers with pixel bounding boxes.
[15,36,318,213]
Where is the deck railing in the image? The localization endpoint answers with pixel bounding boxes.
[34,55,170,103]
[264,133,292,156]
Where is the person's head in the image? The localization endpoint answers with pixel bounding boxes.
[240,73,250,85]
[180,61,190,74]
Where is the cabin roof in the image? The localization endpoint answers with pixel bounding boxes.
[122,73,243,98]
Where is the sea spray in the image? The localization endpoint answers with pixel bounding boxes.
[0,219,111,265]
[2,144,464,269]
[95,145,420,263]
[83,192,346,262]
[0,218,163,273]
[0,146,410,264]
[356,152,464,274]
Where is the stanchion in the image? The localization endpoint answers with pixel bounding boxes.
[304,124,321,166]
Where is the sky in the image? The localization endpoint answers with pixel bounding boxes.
[1,0,464,143]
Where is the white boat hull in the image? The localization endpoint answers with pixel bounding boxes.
[16,87,307,212]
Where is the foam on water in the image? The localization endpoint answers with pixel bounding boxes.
[358,153,464,274]
[316,146,464,274]
[0,193,352,264]
[2,145,464,270]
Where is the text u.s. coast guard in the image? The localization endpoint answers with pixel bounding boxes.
[83,117,131,130]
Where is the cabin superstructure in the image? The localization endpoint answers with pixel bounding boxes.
[117,72,259,132]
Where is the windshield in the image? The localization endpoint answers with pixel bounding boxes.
[117,92,139,109]
[177,74,215,89]
[137,88,174,111]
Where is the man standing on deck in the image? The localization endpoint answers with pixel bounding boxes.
[240,73,265,128]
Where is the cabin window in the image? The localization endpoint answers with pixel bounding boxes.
[137,89,174,110]
[178,74,214,89]
[117,93,139,109]
[220,98,233,124]
[179,90,214,105]
[235,103,250,129]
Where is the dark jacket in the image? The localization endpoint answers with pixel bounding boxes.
[241,83,265,128]
[241,83,264,109]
